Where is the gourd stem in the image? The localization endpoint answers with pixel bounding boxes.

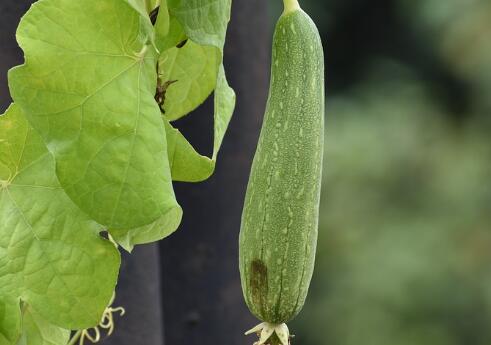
[283,0,300,14]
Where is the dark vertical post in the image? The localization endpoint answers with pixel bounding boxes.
[160,0,270,344]
[103,246,165,345]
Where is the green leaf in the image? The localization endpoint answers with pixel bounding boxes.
[167,0,232,49]
[158,42,219,120]
[110,204,182,252]
[154,0,171,51]
[122,0,158,50]
[165,0,236,172]
[0,104,120,336]
[213,65,236,160]
[18,307,69,345]
[156,16,187,53]
[165,120,214,182]
[144,0,161,13]
[0,162,10,182]
[0,298,21,345]
[123,0,152,23]
[112,116,218,252]
[8,0,180,230]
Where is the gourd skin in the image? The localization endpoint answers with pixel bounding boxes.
[239,8,324,324]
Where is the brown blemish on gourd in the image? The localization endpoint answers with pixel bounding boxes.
[250,259,268,316]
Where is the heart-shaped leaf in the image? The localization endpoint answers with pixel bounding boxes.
[0,104,120,339]
[9,0,179,230]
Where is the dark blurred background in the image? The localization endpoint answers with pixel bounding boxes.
[267,1,491,345]
[2,0,491,344]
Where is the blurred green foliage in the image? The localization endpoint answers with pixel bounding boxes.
[294,75,491,345]
[267,0,491,344]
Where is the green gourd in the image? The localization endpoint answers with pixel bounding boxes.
[239,0,324,344]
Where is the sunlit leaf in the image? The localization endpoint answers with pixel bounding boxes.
[156,15,187,53]
[9,0,179,230]
[164,0,236,172]
[0,298,21,345]
[165,119,214,182]
[158,41,219,120]
[154,0,171,51]
[110,201,182,253]
[18,307,70,345]
[167,0,232,49]
[0,104,120,338]
[212,65,235,160]
[123,0,153,25]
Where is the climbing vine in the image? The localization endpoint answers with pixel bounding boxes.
[0,0,235,343]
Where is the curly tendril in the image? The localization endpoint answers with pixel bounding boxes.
[68,293,125,345]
